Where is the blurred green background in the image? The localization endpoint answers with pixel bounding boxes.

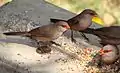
[46,0,120,26]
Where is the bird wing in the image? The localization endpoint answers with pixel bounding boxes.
[95,26,120,39]
[29,24,55,38]
[50,18,67,23]
[67,14,92,30]
[67,16,79,26]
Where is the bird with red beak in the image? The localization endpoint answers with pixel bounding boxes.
[99,45,119,64]
[3,21,70,53]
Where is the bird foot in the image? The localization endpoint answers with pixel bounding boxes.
[83,37,89,42]
[36,46,51,54]
[80,33,89,42]
[71,38,77,43]
[97,61,103,68]
[50,41,61,47]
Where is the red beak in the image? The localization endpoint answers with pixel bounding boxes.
[64,25,70,29]
[99,48,112,55]
[99,48,105,55]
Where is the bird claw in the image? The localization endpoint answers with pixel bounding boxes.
[71,38,77,43]
[81,32,89,41]
[97,62,102,68]
[50,41,61,47]
[36,46,51,54]
[84,37,89,41]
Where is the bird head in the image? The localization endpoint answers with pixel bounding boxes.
[99,45,118,64]
[82,9,104,26]
[56,21,70,32]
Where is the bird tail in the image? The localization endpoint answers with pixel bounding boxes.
[80,28,96,35]
[50,18,67,23]
[3,32,30,36]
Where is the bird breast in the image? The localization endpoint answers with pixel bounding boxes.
[102,52,118,64]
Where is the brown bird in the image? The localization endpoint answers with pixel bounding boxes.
[3,21,70,53]
[50,9,103,42]
[80,26,120,45]
[81,26,120,67]
[99,44,119,64]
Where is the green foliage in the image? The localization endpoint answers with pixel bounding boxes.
[46,0,101,13]
[46,0,120,25]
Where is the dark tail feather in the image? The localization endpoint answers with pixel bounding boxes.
[3,32,30,36]
[80,28,96,35]
[50,18,67,23]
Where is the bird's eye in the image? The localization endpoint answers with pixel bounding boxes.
[104,49,112,53]
[89,12,98,16]
[61,25,66,28]
[61,24,70,29]
[90,13,95,15]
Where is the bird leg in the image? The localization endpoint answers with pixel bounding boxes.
[30,39,52,54]
[80,32,89,41]
[36,41,52,54]
[50,41,61,47]
[36,41,61,54]
[71,30,89,43]
[71,30,77,43]
[97,58,103,68]
[36,45,51,54]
